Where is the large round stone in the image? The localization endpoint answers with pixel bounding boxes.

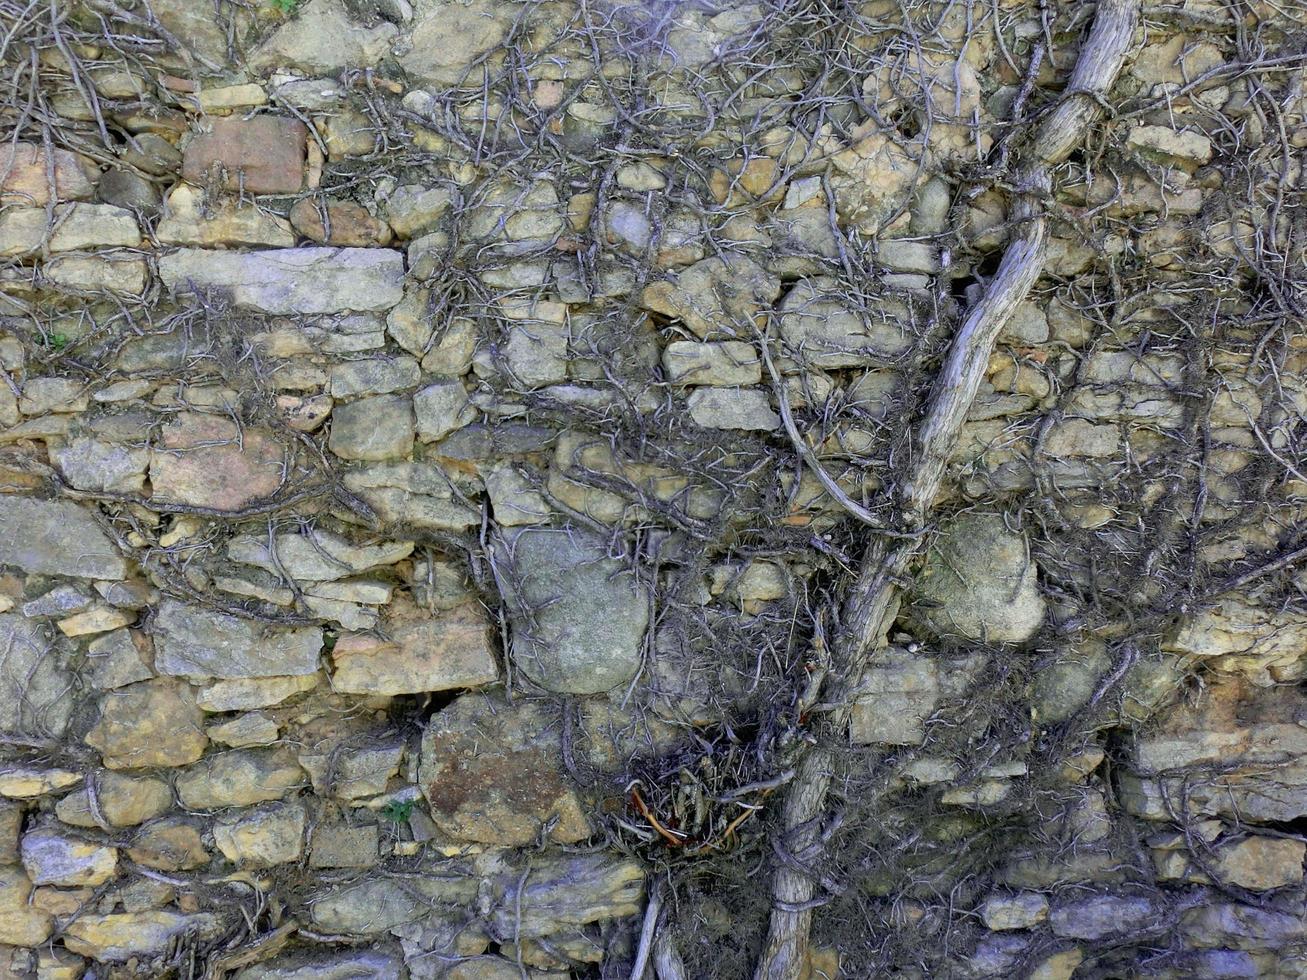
[496,527,648,694]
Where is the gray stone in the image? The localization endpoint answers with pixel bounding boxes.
[250,0,398,74]
[0,203,140,256]
[228,529,413,582]
[687,387,780,431]
[96,168,161,211]
[980,892,1049,930]
[153,599,322,678]
[910,513,1045,644]
[1049,895,1155,940]
[52,437,150,494]
[308,823,380,869]
[400,0,510,87]
[159,247,404,315]
[176,748,305,809]
[0,497,128,579]
[640,254,780,340]
[213,801,306,867]
[414,380,477,442]
[330,357,420,399]
[21,584,94,618]
[328,394,414,460]
[234,949,402,980]
[496,527,648,695]
[778,276,911,367]
[384,184,456,238]
[21,829,118,886]
[86,628,153,690]
[63,910,222,963]
[662,340,761,386]
[0,614,75,739]
[86,679,208,770]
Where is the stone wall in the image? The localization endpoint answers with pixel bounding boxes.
[0,0,1305,976]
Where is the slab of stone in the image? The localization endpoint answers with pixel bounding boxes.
[86,679,208,770]
[910,512,1045,644]
[0,203,140,256]
[496,527,649,695]
[56,772,172,828]
[662,340,761,386]
[400,0,510,86]
[195,674,319,712]
[308,823,379,869]
[44,255,148,293]
[1214,836,1306,891]
[213,801,306,867]
[153,599,321,679]
[21,830,117,886]
[0,865,53,947]
[329,356,420,399]
[640,254,780,340]
[207,711,281,747]
[63,910,222,963]
[250,0,398,74]
[687,387,780,431]
[0,613,76,739]
[157,184,295,248]
[328,394,414,460]
[0,768,81,799]
[56,603,134,637]
[52,437,150,494]
[1,142,96,206]
[228,529,413,582]
[176,748,304,809]
[419,693,589,845]
[300,739,403,801]
[289,197,393,246]
[159,247,404,314]
[149,412,288,511]
[182,115,306,194]
[331,599,497,695]
[980,892,1050,930]
[414,380,477,442]
[126,818,209,871]
[86,628,153,691]
[778,276,911,367]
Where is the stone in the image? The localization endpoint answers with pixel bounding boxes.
[250,0,399,74]
[400,0,509,86]
[384,184,456,238]
[63,910,221,962]
[159,247,404,314]
[329,394,414,460]
[234,949,403,979]
[45,255,149,293]
[181,116,306,194]
[55,772,172,828]
[196,675,319,712]
[496,527,649,695]
[51,437,150,494]
[98,168,161,211]
[484,463,551,526]
[1049,895,1155,940]
[414,381,478,442]
[332,599,497,695]
[1214,836,1305,891]
[21,584,93,619]
[86,680,208,770]
[0,142,96,206]
[0,865,53,946]
[228,530,413,582]
[153,599,321,679]
[175,748,304,809]
[207,711,281,747]
[17,378,87,415]
[1127,125,1213,167]
[910,513,1045,644]
[850,648,985,745]
[500,297,569,388]
[662,340,761,386]
[1166,598,1307,687]
[0,614,75,739]
[213,802,306,867]
[300,739,403,801]
[980,892,1050,930]
[0,768,80,799]
[309,823,379,869]
[330,357,420,399]
[828,129,924,235]
[127,819,209,871]
[290,197,392,246]
[20,831,117,886]
[149,413,288,512]
[419,693,589,845]
[157,184,295,248]
[0,204,140,256]
[191,83,268,112]
[57,603,135,637]
[778,277,911,368]
[687,387,780,431]
[0,505,120,586]
[640,254,780,340]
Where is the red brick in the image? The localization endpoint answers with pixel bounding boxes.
[182,116,306,194]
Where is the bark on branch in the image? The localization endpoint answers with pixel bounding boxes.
[751,3,1142,978]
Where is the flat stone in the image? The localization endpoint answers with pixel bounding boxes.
[419,692,589,845]
[127,818,209,871]
[195,674,319,712]
[21,830,117,886]
[414,380,477,442]
[290,197,392,246]
[910,513,1046,644]
[0,614,75,739]
[250,0,399,74]
[56,603,135,637]
[86,680,208,770]
[329,356,420,399]
[399,0,509,86]
[176,748,304,809]
[308,823,379,869]
[0,498,127,580]
[86,628,153,691]
[496,527,649,695]
[1214,836,1306,891]
[149,413,288,512]
[0,203,140,256]
[159,247,404,314]
[778,276,911,367]
[662,340,761,386]
[331,599,497,695]
[44,254,148,293]
[500,297,569,388]
[228,529,413,582]
[328,394,414,460]
[182,115,306,194]
[1,142,96,206]
[484,463,551,526]
[0,768,81,799]
[21,584,93,618]
[1049,895,1155,940]
[687,387,780,431]
[153,599,321,679]
[383,184,456,238]
[157,184,295,248]
[63,910,221,963]
[17,377,87,415]
[52,437,150,494]
[213,801,306,867]
[207,711,281,747]
[1127,125,1213,166]
[980,892,1050,930]
[235,949,403,979]
[56,772,172,828]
